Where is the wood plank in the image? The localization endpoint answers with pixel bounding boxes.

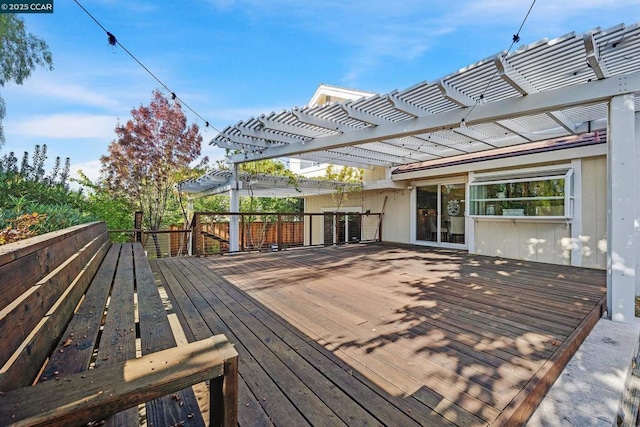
[0,336,236,427]
[180,259,394,427]
[95,243,138,426]
[0,239,111,391]
[0,222,106,310]
[153,243,606,427]
[41,244,121,379]
[180,258,456,425]
[231,269,501,424]
[0,233,109,371]
[161,260,316,426]
[151,261,275,426]
[134,243,205,427]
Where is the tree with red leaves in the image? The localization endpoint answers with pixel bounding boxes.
[101,90,203,257]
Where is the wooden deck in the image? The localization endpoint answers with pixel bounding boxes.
[149,243,606,426]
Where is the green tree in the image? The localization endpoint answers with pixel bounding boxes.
[0,15,53,143]
[101,89,203,257]
[323,165,364,211]
[73,170,134,241]
[0,145,94,242]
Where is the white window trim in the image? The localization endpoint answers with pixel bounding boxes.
[468,164,574,220]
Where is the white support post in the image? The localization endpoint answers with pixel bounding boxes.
[229,164,240,252]
[636,111,640,297]
[607,94,636,322]
[570,159,582,267]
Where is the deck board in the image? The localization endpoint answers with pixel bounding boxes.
[150,243,606,426]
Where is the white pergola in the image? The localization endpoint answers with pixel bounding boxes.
[207,23,640,322]
[180,170,361,198]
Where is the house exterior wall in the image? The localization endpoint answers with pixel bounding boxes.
[304,189,411,244]
[301,146,608,269]
[473,220,571,265]
[580,156,608,269]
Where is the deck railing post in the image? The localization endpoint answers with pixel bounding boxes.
[192,213,201,257]
[134,211,143,243]
[277,214,283,250]
[309,213,313,246]
[240,214,245,252]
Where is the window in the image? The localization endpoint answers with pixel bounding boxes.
[469,167,573,218]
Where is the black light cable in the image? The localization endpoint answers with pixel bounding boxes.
[73,0,225,137]
[461,0,538,125]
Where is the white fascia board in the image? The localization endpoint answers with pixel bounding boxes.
[308,84,375,108]
[391,143,607,181]
[230,71,640,164]
[363,179,407,191]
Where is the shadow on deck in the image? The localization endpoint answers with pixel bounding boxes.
[150,243,606,426]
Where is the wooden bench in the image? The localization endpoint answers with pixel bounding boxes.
[0,222,238,426]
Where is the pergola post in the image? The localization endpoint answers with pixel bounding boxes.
[229,164,240,252]
[607,94,636,322]
[636,111,640,298]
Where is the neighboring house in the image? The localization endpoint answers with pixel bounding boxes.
[202,22,640,321]
[288,84,375,178]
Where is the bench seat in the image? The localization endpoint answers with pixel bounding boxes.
[0,222,238,426]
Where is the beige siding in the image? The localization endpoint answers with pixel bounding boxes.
[304,188,411,244]
[580,156,607,269]
[474,220,571,265]
[363,167,387,182]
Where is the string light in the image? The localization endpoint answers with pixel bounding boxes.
[461,0,537,123]
[73,0,227,140]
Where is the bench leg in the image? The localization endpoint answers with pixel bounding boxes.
[210,356,238,427]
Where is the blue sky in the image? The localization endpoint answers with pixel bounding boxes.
[2,0,640,183]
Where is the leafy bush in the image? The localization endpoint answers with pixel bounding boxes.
[0,212,47,245]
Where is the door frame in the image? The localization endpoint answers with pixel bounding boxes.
[321,207,363,245]
[411,177,468,249]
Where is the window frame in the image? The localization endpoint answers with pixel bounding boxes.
[468,165,574,219]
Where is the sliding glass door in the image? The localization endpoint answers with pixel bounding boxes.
[416,183,466,245]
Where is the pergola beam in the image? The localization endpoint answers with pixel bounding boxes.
[496,55,538,95]
[584,32,611,80]
[292,109,350,132]
[437,80,477,107]
[230,71,640,163]
[341,102,389,126]
[547,111,577,134]
[386,90,431,117]
[259,117,329,138]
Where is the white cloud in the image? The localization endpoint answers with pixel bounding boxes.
[68,160,102,191]
[6,113,117,139]
[35,83,123,110]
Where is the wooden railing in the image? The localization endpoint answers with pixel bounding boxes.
[109,211,383,258]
